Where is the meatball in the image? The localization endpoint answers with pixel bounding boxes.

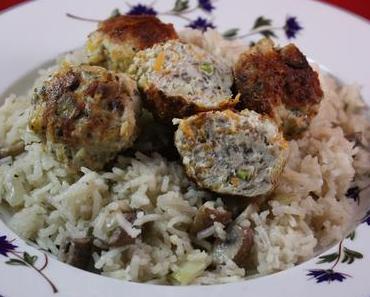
[86,15,178,72]
[29,64,141,171]
[174,109,288,197]
[129,40,236,122]
[234,38,323,139]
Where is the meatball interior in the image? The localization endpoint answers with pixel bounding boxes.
[86,15,178,72]
[29,64,141,171]
[129,40,235,122]
[175,109,288,197]
[234,38,323,139]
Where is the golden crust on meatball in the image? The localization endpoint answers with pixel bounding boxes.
[234,38,323,139]
[98,15,178,49]
[86,15,178,72]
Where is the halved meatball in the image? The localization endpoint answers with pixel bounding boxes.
[234,38,323,139]
[29,64,141,171]
[174,109,288,197]
[86,15,178,72]
[129,40,236,122]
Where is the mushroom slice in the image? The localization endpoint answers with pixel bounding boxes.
[190,202,232,235]
[58,237,92,269]
[93,201,141,248]
[0,142,25,159]
[107,212,137,247]
[213,224,254,268]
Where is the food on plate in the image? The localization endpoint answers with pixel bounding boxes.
[234,38,323,139]
[129,40,235,122]
[29,64,141,171]
[0,141,24,158]
[131,109,178,159]
[213,224,254,269]
[174,109,288,197]
[190,202,232,235]
[92,200,141,248]
[0,24,369,286]
[58,237,93,269]
[86,15,178,72]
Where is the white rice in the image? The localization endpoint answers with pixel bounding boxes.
[0,29,369,285]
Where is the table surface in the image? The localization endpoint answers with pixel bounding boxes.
[0,0,369,20]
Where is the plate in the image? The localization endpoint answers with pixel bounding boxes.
[0,0,369,296]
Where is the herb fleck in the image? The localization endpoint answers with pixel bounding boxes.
[236,169,252,180]
[199,62,214,76]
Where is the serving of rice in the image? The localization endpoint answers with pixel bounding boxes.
[0,29,369,285]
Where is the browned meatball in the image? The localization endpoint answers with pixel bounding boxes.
[29,64,141,171]
[86,15,179,72]
[175,109,288,198]
[234,38,323,139]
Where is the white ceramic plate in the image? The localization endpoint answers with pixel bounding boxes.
[0,1,369,296]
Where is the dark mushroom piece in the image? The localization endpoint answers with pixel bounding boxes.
[0,142,25,159]
[213,224,254,269]
[221,195,269,219]
[107,212,137,247]
[190,202,232,235]
[93,201,141,249]
[107,227,136,247]
[58,237,92,269]
[221,196,250,219]
[346,131,368,150]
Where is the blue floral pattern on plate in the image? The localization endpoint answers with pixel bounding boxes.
[67,0,303,40]
[0,235,58,293]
